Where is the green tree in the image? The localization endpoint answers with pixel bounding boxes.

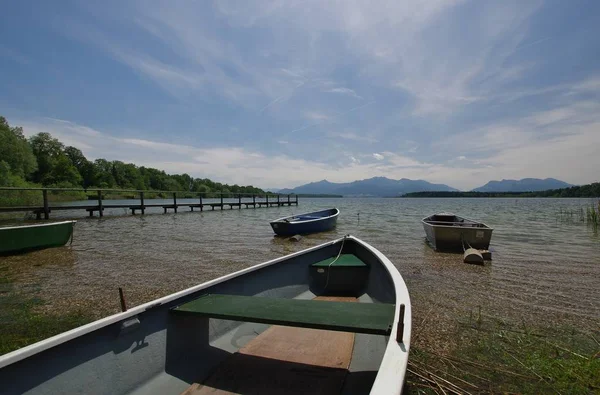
[29,132,66,184]
[0,117,37,179]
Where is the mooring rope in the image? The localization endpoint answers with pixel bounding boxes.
[323,234,349,291]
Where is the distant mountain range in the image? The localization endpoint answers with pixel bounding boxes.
[472,178,573,192]
[274,177,574,196]
[277,177,458,197]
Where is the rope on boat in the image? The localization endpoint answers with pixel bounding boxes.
[323,235,348,291]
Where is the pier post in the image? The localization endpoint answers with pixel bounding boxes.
[277,194,280,206]
[199,194,203,211]
[140,192,145,215]
[238,193,241,209]
[220,192,224,210]
[253,194,256,206]
[288,194,290,206]
[97,190,103,217]
[42,189,49,219]
[266,194,269,206]
[173,192,177,213]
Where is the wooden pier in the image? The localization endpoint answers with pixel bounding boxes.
[0,187,298,219]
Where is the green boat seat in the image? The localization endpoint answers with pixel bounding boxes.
[171,294,395,336]
[311,254,367,267]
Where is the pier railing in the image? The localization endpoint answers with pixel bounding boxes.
[0,187,298,219]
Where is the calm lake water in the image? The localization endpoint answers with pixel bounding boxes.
[1,197,599,339]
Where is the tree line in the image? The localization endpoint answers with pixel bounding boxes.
[0,117,265,195]
[403,184,600,198]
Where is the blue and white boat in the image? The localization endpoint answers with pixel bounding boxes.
[270,208,339,236]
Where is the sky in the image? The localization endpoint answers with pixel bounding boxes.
[1,0,599,190]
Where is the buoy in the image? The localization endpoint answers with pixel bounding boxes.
[464,248,484,264]
[480,250,492,260]
[288,234,302,242]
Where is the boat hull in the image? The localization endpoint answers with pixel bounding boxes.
[422,213,493,251]
[0,235,411,395]
[270,208,339,236]
[0,221,75,255]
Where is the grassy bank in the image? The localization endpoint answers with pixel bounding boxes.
[407,311,600,394]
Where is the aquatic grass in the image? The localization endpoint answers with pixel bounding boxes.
[586,201,599,231]
[406,309,600,394]
[0,279,93,355]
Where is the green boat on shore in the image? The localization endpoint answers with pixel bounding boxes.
[0,220,76,255]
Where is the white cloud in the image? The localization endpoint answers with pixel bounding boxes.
[324,87,363,99]
[457,156,467,160]
[373,153,384,160]
[304,111,330,121]
[328,131,378,143]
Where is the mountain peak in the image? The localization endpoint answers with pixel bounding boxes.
[278,177,457,196]
[473,178,573,192]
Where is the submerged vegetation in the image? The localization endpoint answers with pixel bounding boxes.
[0,276,92,355]
[587,201,599,231]
[0,116,265,206]
[556,200,600,233]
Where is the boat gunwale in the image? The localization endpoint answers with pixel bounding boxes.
[421,213,493,231]
[0,220,77,231]
[0,234,411,394]
[270,207,339,225]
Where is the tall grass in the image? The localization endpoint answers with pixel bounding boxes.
[587,200,599,231]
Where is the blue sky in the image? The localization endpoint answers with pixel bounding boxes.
[1,0,599,190]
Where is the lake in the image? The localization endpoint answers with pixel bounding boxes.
[1,197,599,342]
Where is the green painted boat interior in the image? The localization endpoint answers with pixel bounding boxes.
[172,294,395,335]
[311,254,367,267]
[309,252,371,296]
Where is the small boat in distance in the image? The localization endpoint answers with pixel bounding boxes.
[422,213,493,252]
[0,220,76,255]
[0,235,411,395]
[270,207,339,236]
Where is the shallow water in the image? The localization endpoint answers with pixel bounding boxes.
[1,197,599,336]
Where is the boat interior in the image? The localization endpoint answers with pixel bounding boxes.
[424,213,489,228]
[281,208,338,223]
[2,238,402,395]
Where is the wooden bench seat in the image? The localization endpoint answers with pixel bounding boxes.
[171,294,395,335]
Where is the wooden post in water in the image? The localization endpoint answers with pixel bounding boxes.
[140,192,145,215]
[220,192,224,210]
[238,193,241,209]
[119,287,127,312]
[266,194,269,206]
[287,194,290,206]
[277,194,280,206]
[173,192,177,213]
[252,194,256,206]
[199,194,203,211]
[42,189,49,219]
[97,190,103,217]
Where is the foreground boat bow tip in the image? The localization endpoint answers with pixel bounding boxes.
[0,235,411,395]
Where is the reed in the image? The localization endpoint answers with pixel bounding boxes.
[586,200,599,231]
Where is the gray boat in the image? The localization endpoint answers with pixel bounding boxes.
[0,235,411,395]
[422,213,493,251]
